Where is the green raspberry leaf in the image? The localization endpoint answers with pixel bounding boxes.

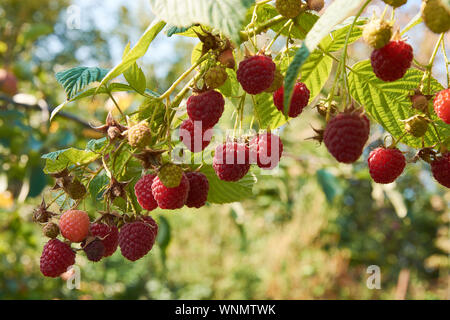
[42,148,100,174]
[200,165,256,204]
[348,60,450,148]
[55,66,109,100]
[149,0,253,43]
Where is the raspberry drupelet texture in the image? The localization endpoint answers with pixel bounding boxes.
[273,82,310,118]
[434,89,450,124]
[186,90,225,128]
[431,152,450,188]
[179,118,213,152]
[323,112,370,163]
[249,132,284,170]
[40,239,75,277]
[135,174,158,211]
[83,238,105,262]
[368,147,406,184]
[151,173,190,209]
[59,210,90,243]
[118,218,158,261]
[370,40,413,82]
[90,223,119,257]
[213,142,250,181]
[237,55,276,94]
[185,172,209,208]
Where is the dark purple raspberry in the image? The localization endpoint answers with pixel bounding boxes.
[135,174,158,211]
[185,172,209,208]
[83,238,105,262]
[90,223,119,257]
[40,239,76,277]
[273,82,310,118]
[186,90,225,128]
[237,55,276,94]
[213,142,250,181]
[151,173,190,209]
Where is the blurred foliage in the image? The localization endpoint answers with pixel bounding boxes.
[0,0,449,300]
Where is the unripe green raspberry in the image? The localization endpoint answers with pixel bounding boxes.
[264,69,283,93]
[382,0,407,8]
[422,0,450,34]
[128,122,152,148]
[43,222,60,239]
[403,115,430,137]
[276,0,303,19]
[158,164,183,188]
[362,19,393,49]
[204,66,228,89]
[65,178,86,200]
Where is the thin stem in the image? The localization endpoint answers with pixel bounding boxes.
[46,191,65,207]
[107,91,125,119]
[441,40,449,88]
[240,15,286,41]
[159,52,211,100]
[266,20,292,51]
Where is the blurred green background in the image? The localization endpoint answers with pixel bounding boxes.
[0,0,448,299]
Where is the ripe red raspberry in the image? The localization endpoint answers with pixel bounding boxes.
[273,82,310,118]
[249,132,284,169]
[368,147,406,184]
[433,89,450,124]
[237,55,276,94]
[40,239,75,277]
[90,223,119,257]
[140,215,159,238]
[370,40,413,82]
[83,238,105,262]
[135,174,158,211]
[431,152,450,188]
[213,142,250,181]
[186,90,225,128]
[323,111,370,163]
[185,172,209,208]
[179,119,213,152]
[151,173,190,209]
[59,210,90,242]
[118,217,158,261]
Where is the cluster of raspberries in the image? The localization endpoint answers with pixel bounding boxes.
[39,209,159,278]
[179,54,312,183]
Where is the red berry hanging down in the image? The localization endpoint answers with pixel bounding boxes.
[90,223,119,257]
[59,209,90,243]
[370,40,413,82]
[118,216,158,261]
[431,152,450,188]
[368,147,406,184]
[40,239,75,277]
[323,111,370,163]
[151,173,190,209]
[186,90,225,128]
[273,82,310,118]
[179,118,213,152]
[135,174,158,211]
[249,132,284,170]
[213,141,250,181]
[83,238,105,262]
[237,55,276,94]
[434,88,450,124]
[185,172,209,208]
